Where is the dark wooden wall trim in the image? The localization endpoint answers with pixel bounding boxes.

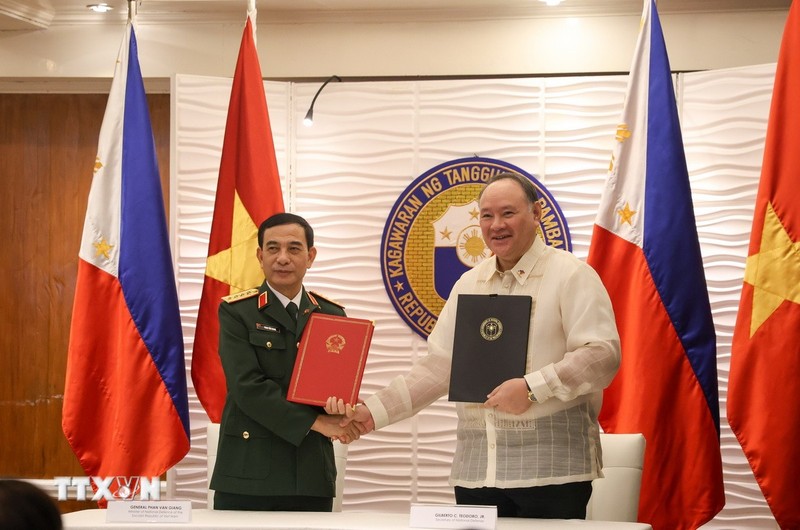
[0,93,171,509]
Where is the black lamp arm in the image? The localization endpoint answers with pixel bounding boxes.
[305,75,342,122]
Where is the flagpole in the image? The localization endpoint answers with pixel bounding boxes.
[247,0,257,45]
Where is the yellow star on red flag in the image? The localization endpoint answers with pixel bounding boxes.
[743,202,800,337]
[205,190,263,293]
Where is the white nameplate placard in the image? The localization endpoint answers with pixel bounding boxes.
[106,500,192,524]
[410,503,497,530]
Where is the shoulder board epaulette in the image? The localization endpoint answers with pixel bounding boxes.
[308,290,345,309]
[222,288,259,304]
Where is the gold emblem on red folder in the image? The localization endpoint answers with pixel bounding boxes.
[325,334,346,354]
[287,313,374,406]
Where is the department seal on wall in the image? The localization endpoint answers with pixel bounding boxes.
[380,157,572,338]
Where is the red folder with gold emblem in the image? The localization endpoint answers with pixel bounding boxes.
[287,313,374,407]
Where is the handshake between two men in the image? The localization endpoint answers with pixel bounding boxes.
[321,375,533,445]
[318,398,375,444]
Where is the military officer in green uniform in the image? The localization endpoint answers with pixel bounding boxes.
[210,212,363,511]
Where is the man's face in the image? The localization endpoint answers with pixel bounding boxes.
[479,179,541,272]
[257,223,317,299]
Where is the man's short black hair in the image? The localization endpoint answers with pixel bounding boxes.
[479,172,539,205]
[257,213,314,248]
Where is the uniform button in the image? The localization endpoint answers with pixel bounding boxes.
[296,342,300,348]
[266,341,272,349]
[490,443,495,449]
[242,431,250,440]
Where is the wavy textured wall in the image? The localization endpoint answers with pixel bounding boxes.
[172,66,777,527]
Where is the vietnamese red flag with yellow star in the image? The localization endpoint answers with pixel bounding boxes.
[587,1,724,528]
[191,12,284,422]
[727,3,800,528]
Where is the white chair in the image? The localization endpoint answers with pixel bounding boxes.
[205,423,348,511]
[331,441,349,512]
[586,432,646,522]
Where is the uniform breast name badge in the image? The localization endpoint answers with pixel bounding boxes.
[410,503,497,530]
[106,500,192,523]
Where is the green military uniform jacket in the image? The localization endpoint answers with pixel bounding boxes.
[209,282,346,498]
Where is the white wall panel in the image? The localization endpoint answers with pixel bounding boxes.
[682,63,777,530]
[170,74,291,506]
[293,79,440,510]
[541,76,629,257]
[172,67,779,527]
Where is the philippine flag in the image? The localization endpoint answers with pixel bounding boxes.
[586,1,724,528]
[62,23,190,491]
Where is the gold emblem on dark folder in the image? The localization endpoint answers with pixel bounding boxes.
[479,317,503,341]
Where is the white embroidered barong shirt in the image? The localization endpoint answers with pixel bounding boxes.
[364,237,621,488]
